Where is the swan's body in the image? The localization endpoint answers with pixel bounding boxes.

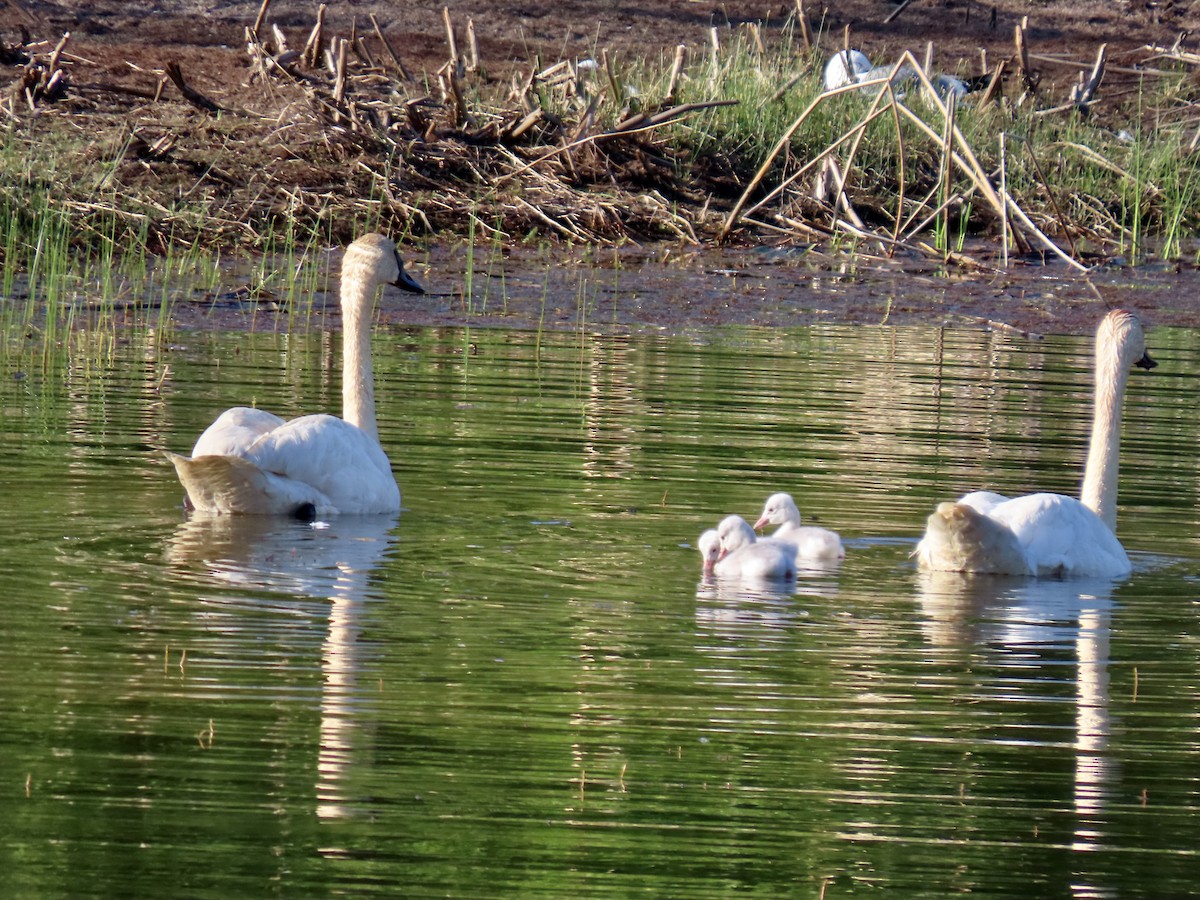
[166,234,425,517]
[698,516,796,580]
[915,310,1155,578]
[753,492,845,560]
[822,50,968,99]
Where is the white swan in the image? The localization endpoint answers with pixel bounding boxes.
[165,233,425,517]
[753,492,845,560]
[915,309,1155,577]
[698,515,797,580]
[822,49,968,100]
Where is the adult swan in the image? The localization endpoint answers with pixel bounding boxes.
[914,309,1155,578]
[165,233,425,517]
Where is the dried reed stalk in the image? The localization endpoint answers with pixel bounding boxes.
[793,0,813,50]
[665,45,686,103]
[302,4,326,68]
[369,13,411,81]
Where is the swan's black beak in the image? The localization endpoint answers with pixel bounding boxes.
[393,267,426,294]
[1136,351,1157,370]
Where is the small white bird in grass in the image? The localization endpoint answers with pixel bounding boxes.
[753,492,845,561]
[822,49,970,100]
[165,233,426,518]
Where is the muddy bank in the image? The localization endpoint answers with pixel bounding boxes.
[6,1,1200,337]
[157,242,1200,338]
[5,0,1196,247]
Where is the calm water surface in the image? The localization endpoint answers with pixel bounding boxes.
[1,321,1198,897]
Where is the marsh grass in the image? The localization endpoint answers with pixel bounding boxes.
[2,4,1200,353]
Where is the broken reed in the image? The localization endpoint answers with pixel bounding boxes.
[642,27,1200,261]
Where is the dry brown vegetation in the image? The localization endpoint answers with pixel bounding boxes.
[2,0,1200,264]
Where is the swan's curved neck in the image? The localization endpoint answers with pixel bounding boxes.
[340,268,380,441]
[1079,344,1131,532]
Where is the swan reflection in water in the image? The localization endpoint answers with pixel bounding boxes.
[916,570,1118,865]
[695,560,842,652]
[167,513,399,820]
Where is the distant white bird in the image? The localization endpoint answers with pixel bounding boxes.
[822,49,872,90]
[753,492,845,561]
[822,49,969,100]
[165,233,425,517]
[914,309,1156,578]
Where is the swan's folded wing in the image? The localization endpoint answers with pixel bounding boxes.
[242,414,400,515]
[191,407,288,457]
[957,491,1011,515]
[716,541,796,580]
[165,451,333,515]
[991,493,1131,578]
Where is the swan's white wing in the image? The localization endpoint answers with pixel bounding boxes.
[166,451,332,515]
[957,491,1010,514]
[771,523,845,560]
[822,49,872,90]
[989,493,1131,578]
[715,542,796,580]
[192,407,287,457]
[243,414,400,515]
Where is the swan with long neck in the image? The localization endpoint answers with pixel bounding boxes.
[165,233,425,517]
[753,492,845,560]
[915,309,1155,577]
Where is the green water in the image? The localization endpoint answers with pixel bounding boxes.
[1,323,1197,897]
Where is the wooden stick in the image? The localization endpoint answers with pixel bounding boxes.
[719,92,826,241]
[827,72,893,239]
[497,100,737,185]
[270,23,289,56]
[443,6,461,75]
[466,18,479,73]
[1020,135,1077,254]
[1015,16,1034,92]
[887,82,907,253]
[891,51,1007,215]
[977,59,1006,108]
[999,131,1010,265]
[332,38,347,108]
[665,44,686,103]
[766,71,803,105]
[1002,186,1087,270]
[794,0,813,50]
[302,3,326,68]
[44,31,70,81]
[164,61,222,114]
[738,104,893,225]
[937,89,957,258]
[447,65,467,126]
[884,0,919,25]
[369,13,412,81]
[1070,43,1107,109]
[251,0,271,40]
